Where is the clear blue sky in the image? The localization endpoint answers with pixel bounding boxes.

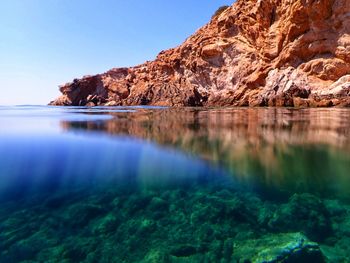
[0,0,233,105]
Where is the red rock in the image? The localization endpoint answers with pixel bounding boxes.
[293,98,310,108]
[50,0,350,107]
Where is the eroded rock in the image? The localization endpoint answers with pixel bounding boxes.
[50,0,350,107]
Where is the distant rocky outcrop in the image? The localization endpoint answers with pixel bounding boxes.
[50,0,350,107]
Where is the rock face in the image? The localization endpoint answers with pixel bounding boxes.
[50,0,350,107]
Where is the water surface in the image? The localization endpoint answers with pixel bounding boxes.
[0,106,350,262]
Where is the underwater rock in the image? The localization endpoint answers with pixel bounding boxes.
[190,191,261,226]
[126,194,153,212]
[321,244,350,263]
[232,232,325,263]
[1,187,350,262]
[66,204,107,227]
[268,194,332,241]
[148,197,169,211]
[142,250,170,263]
[170,244,197,257]
[93,213,120,235]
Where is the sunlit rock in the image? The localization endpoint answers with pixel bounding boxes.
[51,0,350,107]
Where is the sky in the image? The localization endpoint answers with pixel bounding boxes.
[0,0,233,105]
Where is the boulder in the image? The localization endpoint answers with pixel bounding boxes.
[232,232,325,263]
[268,194,332,241]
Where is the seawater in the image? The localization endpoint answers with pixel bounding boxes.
[0,106,350,262]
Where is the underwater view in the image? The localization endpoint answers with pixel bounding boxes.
[0,106,350,262]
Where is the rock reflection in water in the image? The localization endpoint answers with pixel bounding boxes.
[61,108,350,200]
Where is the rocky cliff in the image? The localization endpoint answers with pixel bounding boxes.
[50,0,350,107]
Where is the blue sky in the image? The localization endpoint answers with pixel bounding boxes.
[0,0,233,105]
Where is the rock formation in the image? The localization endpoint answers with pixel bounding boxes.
[50,0,350,107]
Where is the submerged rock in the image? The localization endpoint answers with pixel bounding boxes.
[65,204,107,227]
[170,245,197,257]
[232,232,325,263]
[1,186,349,262]
[51,0,350,107]
[268,194,332,241]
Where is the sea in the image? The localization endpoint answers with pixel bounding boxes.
[0,106,349,262]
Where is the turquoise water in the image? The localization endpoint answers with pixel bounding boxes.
[0,106,350,262]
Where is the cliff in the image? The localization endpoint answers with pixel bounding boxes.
[50,0,350,107]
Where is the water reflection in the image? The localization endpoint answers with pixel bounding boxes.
[61,107,350,200]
